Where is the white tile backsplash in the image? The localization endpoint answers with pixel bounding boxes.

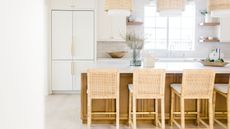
[97,41,131,58]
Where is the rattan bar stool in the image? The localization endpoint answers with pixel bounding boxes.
[128,69,166,129]
[170,69,215,129]
[87,69,120,129]
[213,77,230,129]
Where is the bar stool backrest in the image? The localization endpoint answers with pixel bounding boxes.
[133,69,166,99]
[181,69,215,99]
[87,69,119,99]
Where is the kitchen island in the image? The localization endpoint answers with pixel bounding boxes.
[81,61,230,123]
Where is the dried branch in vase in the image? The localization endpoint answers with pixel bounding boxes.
[122,32,145,49]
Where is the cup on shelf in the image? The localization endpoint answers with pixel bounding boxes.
[208,37,214,40]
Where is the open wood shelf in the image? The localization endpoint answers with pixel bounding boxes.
[199,22,220,26]
[127,21,143,26]
[199,38,220,43]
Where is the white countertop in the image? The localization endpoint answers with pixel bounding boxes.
[81,60,230,74]
[97,58,198,62]
[97,58,230,62]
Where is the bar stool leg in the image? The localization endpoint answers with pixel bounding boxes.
[128,92,132,126]
[197,99,200,126]
[161,98,165,129]
[133,97,137,129]
[227,97,230,129]
[170,90,174,126]
[155,99,158,127]
[209,98,214,129]
[181,98,185,129]
[213,91,216,123]
[116,98,119,129]
[87,97,91,129]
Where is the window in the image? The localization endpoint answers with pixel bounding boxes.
[144,2,195,51]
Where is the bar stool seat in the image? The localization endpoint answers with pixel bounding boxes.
[214,84,228,94]
[128,84,133,93]
[170,84,182,93]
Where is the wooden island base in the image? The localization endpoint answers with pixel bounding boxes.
[81,73,229,124]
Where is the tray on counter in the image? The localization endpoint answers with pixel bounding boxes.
[200,61,229,67]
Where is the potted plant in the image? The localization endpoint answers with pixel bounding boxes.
[123,33,144,66]
[200,10,213,23]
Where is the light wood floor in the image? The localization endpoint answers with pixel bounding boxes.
[45,95,225,129]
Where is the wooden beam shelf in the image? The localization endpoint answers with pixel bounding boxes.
[199,22,220,26]
[127,21,143,26]
[199,38,220,43]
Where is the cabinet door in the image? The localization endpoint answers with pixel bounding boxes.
[97,0,112,41]
[96,0,126,41]
[219,18,230,42]
[73,11,94,60]
[52,11,73,60]
[72,62,93,91]
[52,61,73,91]
[111,16,127,41]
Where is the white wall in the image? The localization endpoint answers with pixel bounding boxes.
[191,0,230,58]
[97,0,230,59]
[0,0,47,129]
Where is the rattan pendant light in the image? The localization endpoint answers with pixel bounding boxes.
[105,0,133,16]
[156,0,186,16]
[209,0,230,17]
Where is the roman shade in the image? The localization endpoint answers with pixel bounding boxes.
[208,0,230,17]
[157,0,186,16]
[105,0,133,16]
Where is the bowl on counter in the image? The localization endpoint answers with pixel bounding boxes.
[107,51,127,58]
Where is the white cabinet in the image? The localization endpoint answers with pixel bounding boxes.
[97,0,127,41]
[218,18,230,42]
[51,10,95,93]
[52,10,95,60]
[52,61,73,91]
[50,0,95,10]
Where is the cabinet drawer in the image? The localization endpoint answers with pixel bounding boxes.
[50,0,95,10]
